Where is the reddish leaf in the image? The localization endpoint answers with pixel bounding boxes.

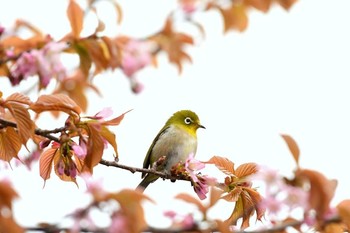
[6,93,31,105]
[103,109,132,126]
[0,180,24,233]
[0,35,44,54]
[205,156,235,176]
[225,189,243,226]
[175,193,206,214]
[277,0,298,10]
[281,134,300,166]
[39,148,58,183]
[209,187,224,209]
[5,102,35,145]
[337,199,350,230]
[222,187,242,202]
[151,18,194,73]
[219,4,248,33]
[0,213,24,233]
[244,0,272,12]
[296,169,337,220]
[108,189,153,233]
[67,0,84,38]
[224,187,264,228]
[0,127,22,162]
[100,36,121,69]
[215,220,231,233]
[0,179,19,209]
[14,19,43,36]
[100,126,118,160]
[245,187,265,221]
[73,154,84,174]
[323,223,344,233]
[2,93,34,145]
[31,94,82,117]
[80,38,110,74]
[113,1,123,24]
[83,123,104,173]
[0,64,10,77]
[235,163,259,178]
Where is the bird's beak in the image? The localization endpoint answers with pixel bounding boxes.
[198,124,206,129]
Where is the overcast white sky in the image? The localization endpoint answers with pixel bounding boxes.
[1,0,350,229]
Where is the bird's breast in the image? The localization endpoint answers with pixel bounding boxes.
[151,125,198,171]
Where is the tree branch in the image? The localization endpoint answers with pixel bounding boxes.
[0,117,63,142]
[23,215,343,233]
[99,158,191,182]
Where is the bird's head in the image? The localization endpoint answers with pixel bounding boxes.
[166,110,205,136]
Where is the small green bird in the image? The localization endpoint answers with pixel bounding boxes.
[137,110,205,191]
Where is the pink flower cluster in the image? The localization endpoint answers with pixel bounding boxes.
[251,166,309,220]
[121,39,152,94]
[178,0,200,14]
[10,41,67,87]
[185,153,216,200]
[164,210,195,229]
[71,174,131,233]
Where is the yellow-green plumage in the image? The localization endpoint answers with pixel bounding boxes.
[137,110,205,191]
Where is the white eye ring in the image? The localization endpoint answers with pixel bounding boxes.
[184,117,192,125]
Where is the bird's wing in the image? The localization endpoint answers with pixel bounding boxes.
[141,126,170,178]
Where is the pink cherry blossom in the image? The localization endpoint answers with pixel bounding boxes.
[178,0,199,14]
[163,210,195,229]
[80,173,106,198]
[69,207,96,233]
[185,153,205,182]
[193,180,208,200]
[109,212,129,233]
[283,185,309,210]
[259,195,285,217]
[121,39,152,77]
[94,107,113,120]
[193,175,216,200]
[10,52,37,85]
[56,159,65,176]
[72,143,87,159]
[251,165,310,220]
[21,150,41,170]
[10,41,67,87]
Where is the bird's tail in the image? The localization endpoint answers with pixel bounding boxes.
[136,174,159,192]
[136,179,150,193]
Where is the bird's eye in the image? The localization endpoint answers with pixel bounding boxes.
[184,117,192,125]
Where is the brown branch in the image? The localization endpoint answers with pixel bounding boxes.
[22,215,343,233]
[99,158,191,182]
[0,117,63,142]
[24,226,106,233]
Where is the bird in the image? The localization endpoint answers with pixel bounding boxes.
[136,110,205,192]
